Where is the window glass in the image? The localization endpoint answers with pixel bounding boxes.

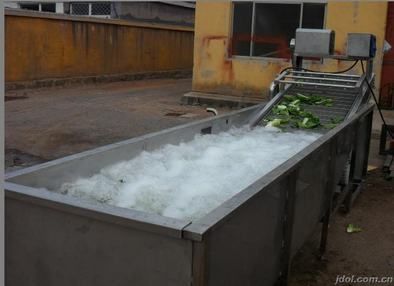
[71,3,89,15]
[302,3,325,29]
[231,2,253,56]
[91,2,111,15]
[231,2,326,58]
[19,3,39,11]
[253,3,300,58]
[41,3,56,12]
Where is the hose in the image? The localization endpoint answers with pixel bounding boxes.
[302,60,360,74]
[206,108,218,116]
[279,60,359,75]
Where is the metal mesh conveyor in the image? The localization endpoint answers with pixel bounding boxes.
[249,69,370,131]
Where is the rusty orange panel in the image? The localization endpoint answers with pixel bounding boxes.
[5,11,194,82]
[380,2,394,109]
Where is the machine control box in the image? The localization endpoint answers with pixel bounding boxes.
[295,28,335,57]
[347,33,376,59]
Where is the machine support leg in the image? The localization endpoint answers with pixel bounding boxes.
[319,209,330,258]
[320,140,337,257]
[277,171,298,286]
[345,110,373,212]
[379,124,387,155]
[379,123,394,155]
[362,112,373,177]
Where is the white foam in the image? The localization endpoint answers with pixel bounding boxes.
[59,126,320,221]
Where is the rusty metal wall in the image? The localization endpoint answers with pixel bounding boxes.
[5,10,194,83]
[380,2,394,109]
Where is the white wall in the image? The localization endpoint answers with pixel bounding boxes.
[4,2,18,9]
[56,2,64,14]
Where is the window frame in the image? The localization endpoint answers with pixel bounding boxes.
[230,1,327,61]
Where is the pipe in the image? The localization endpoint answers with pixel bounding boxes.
[206,108,218,116]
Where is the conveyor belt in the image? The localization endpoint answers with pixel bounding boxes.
[249,70,371,131]
[281,86,358,125]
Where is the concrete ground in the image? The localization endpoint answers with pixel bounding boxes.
[5,78,229,171]
[5,78,394,284]
[290,168,394,286]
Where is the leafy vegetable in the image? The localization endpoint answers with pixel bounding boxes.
[330,117,343,124]
[296,93,310,102]
[288,105,301,116]
[267,93,336,130]
[266,118,289,128]
[288,99,301,106]
[315,99,333,107]
[272,105,289,116]
[296,116,320,129]
[295,93,333,107]
[323,117,344,129]
[346,224,362,233]
[283,95,294,102]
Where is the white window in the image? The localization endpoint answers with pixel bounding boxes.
[231,2,326,59]
[70,2,111,18]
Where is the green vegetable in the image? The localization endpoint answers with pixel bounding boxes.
[323,123,338,129]
[289,99,301,106]
[323,117,344,129]
[330,117,343,124]
[288,105,301,116]
[266,93,336,130]
[283,95,294,102]
[299,110,314,118]
[296,93,310,101]
[296,116,320,129]
[296,93,333,106]
[272,105,289,116]
[315,99,333,107]
[266,118,288,128]
[346,224,362,233]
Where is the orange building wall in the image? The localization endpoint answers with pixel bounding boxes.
[192,2,388,101]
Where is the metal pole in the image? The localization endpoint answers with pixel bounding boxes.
[249,2,256,57]
[362,111,374,177]
[319,209,330,257]
[0,1,5,285]
[294,56,303,71]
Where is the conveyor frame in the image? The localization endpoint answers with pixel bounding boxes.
[249,63,374,128]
